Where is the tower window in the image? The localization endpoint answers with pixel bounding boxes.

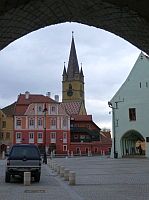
[2,121,6,128]
[129,108,136,121]
[139,82,141,88]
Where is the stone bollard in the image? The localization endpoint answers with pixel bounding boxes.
[47,158,51,167]
[52,161,56,170]
[71,151,74,157]
[54,163,58,172]
[56,165,60,174]
[24,172,31,186]
[69,171,76,185]
[64,169,70,181]
[50,160,53,169]
[60,166,65,177]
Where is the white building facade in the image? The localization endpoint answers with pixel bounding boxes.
[110,52,149,158]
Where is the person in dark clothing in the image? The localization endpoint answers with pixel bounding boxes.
[43,152,47,164]
[138,145,142,155]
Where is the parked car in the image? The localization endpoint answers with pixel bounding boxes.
[5,144,41,183]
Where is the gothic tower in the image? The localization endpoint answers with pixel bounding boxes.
[62,34,85,105]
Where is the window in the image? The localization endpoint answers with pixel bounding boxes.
[6,132,10,139]
[0,132,4,139]
[63,132,67,139]
[38,132,43,139]
[16,119,21,126]
[51,118,56,126]
[38,105,43,112]
[2,121,6,128]
[51,106,56,112]
[63,117,67,127]
[51,132,56,139]
[38,118,43,126]
[16,132,21,139]
[29,132,34,139]
[29,118,35,126]
[129,108,136,121]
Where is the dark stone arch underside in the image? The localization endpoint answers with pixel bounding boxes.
[0,0,149,54]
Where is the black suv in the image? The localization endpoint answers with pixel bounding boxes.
[5,144,41,183]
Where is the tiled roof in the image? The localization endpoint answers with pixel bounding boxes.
[17,94,57,104]
[71,115,92,121]
[15,93,58,115]
[2,102,16,116]
[15,105,28,115]
[61,101,81,115]
[100,131,112,144]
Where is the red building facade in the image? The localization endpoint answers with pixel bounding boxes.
[13,92,70,155]
[69,115,111,155]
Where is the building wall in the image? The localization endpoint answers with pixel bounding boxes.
[62,80,84,102]
[111,52,149,158]
[14,102,70,155]
[0,110,13,152]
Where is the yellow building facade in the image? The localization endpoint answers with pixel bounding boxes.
[0,103,15,152]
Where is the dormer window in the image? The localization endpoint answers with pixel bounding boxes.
[37,104,43,113]
[16,119,21,126]
[51,106,56,113]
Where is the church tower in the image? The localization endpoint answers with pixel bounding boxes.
[62,33,85,104]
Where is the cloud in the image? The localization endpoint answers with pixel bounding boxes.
[0,22,140,129]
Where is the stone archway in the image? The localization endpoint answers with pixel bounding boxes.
[121,130,145,157]
[0,1,149,55]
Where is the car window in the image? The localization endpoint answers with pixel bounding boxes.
[10,146,40,160]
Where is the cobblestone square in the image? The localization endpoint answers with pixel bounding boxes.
[1,156,149,200]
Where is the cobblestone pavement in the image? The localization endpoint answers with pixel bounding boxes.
[1,156,149,200]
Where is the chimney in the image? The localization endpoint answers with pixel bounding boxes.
[46,92,51,98]
[54,95,59,102]
[25,91,30,99]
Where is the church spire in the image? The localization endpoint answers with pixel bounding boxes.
[62,62,67,81]
[67,32,79,79]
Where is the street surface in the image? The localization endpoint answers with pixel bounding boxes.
[1,156,149,200]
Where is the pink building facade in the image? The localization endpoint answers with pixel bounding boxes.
[14,92,70,154]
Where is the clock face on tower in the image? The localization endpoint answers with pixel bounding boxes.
[67,83,73,96]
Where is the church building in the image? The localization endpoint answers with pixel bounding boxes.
[62,34,111,155]
[62,33,86,115]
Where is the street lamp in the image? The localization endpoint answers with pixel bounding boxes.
[43,103,48,164]
[108,99,124,158]
[108,101,117,158]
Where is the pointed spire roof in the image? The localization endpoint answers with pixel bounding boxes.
[80,63,84,77]
[67,32,79,79]
[62,62,67,76]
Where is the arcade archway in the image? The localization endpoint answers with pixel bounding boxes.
[121,130,145,157]
[0,1,149,55]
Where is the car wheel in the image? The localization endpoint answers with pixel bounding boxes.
[5,172,11,183]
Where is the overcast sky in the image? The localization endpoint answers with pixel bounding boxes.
[0,22,140,130]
